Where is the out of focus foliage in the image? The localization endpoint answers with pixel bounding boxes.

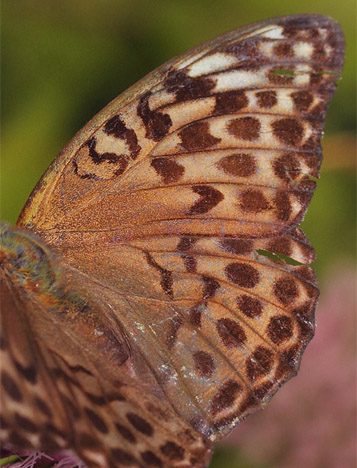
[1,1,356,467]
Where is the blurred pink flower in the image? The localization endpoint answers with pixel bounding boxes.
[223,266,356,468]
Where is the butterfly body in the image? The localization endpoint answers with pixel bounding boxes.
[1,14,344,468]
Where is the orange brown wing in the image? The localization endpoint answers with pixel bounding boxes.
[12,12,344,460]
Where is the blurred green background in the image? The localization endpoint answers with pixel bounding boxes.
[1,1,355,467]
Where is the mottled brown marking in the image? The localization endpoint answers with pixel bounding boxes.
[146,252,173,298]
[256,90,277,108]
[179,121,221,151]
[202,275,220,299]
[237,294,263,318]
[220,238,253,255]
[115,422,137,443]
[274,42,294,57]
[283,17,319,39]
[151,157,185,184]
[193,350,215,377]
[34,397,53,418]
[189,305,202,327]
[292,303,315,338]
[160,441,185,461]
[275,344,300,379]
[274,191,292,221]
[181,253,197,273]
[224,40,261,65]
[211,380,242,415]
[167,316,183,349]
[14,413,38,433]
[189,185,224,215]
[240,189,270,213]
[165,70,215,101]
[64,396,81,419]
[225,262,260,288]
[246,346,274,381]
[40,433,61,450]
[291,90,313,112]
[239,392,258,414]
[127,412,154,436]
[217,153,256,177]
[104,115,141,159]
[1,371,22,402]
[84,407,108,434]
[274,277,299,304]
[14,361,37,384]
[137,92,172,141]
[254,381,274,399]
[227,116,261,141]
[215,90,249,114]
[272,153,300,181]
[267,237,292,257]
[217,318,246,348]
[177,236,198,251]
[268,315,294,344]
[272,118,304,146]
[110,448,136,466]
[78,432,101,449]
[141,450,163,467]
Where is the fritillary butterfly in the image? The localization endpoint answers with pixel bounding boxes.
[0,14,345,468]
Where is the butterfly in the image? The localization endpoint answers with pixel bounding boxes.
[0,14,345,468]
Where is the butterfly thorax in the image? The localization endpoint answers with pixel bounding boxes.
[0,222,63,306]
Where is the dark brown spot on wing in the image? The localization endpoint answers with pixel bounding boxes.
[237,295,263,318]
[14,361,37,384]
[272,153,300,181]
[211,380,242,415]
[137,91,172,141]
[181,253,197,273]
[220,238,253,255]
[84,407,108,434]
[274,42,294,57]
[217,318,246,348]
[268,315,294,344]
[256,90,277,109]
[104,115,141,159]
[14,413,38,433]
[177,236,198,252]
[215,91,249,114]
[240,189,270,212]
[166,316,183,349]
[189,185,224,215]
[115,422,137,443]
[1,371,22,402]
[217,153,256,177]
[151,157,185,184]
[189,305,203,327]
[272,118,304,146]
[274,191,292,221]
[127,412,154,436]
[193,351,215,377]
[110,448,136,466]
[225,262,260,288]
[291,90,313,112]
[227,116,261,141]
[202,275,220,299]
[141,450,163,467]
[160,441,185,461]
[146,252,173,298]
[274,277,299,305]
[165,70,215,101]
[180,121,221,151]
[246,346,274,381]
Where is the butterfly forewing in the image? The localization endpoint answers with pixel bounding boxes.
[1,14,344,468]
